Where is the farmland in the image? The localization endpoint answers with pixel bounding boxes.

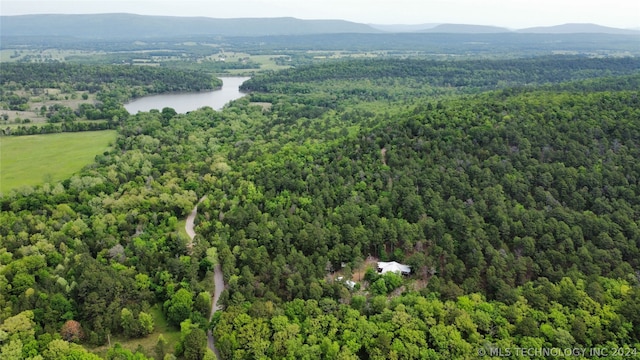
[0,130,116,193]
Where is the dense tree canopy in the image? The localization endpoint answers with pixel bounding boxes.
[1,56,639,358]
[0,63,221,93]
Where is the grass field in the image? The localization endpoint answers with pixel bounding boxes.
[0,130,117,194]
[90,305,182,358]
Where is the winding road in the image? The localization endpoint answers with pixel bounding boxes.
[185,196,224,359]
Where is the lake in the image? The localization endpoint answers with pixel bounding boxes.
[124,76,250,114]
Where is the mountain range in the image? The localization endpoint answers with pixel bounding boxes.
[517,23,640,35]
[0,14,377,38]
[1,14,638,39]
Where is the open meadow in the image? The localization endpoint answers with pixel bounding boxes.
[0,130,116,193]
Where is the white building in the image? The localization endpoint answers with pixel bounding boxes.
[377,261,411,275]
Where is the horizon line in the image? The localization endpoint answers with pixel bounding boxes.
[1,12,639,31]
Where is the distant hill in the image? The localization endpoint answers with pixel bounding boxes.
[518,23,640,35]
[378,22,638,35]
[422,24,511,33]
[0,13,380,38]
[1,14,638,40]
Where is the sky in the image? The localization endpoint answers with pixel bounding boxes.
[2,0,639,29]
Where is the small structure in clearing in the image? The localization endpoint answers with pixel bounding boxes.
[336,276,357,289]
[377,261,411,275]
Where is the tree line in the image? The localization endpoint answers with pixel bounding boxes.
[0,63,220,92]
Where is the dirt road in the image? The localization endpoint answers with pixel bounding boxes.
[185,196,223,359]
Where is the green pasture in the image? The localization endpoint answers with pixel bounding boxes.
[0,131,116,194]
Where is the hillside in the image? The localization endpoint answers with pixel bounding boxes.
[0,13,380,38]
[212,67,640,359]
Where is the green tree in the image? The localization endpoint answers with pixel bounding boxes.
[42,339,103,360]
[121,308,136,337]
[182,328,207,360]
[138,312,154,336]
[371,278,388,295]
[194,292,212,317]
[165,289,193,326]
[155,335,168,360]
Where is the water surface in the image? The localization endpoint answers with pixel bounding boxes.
[124,76,250,114]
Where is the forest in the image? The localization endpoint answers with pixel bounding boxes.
[1,56,640,359]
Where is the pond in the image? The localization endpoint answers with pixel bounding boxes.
[124,76,250,114]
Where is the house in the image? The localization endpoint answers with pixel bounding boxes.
[377,261,411,275]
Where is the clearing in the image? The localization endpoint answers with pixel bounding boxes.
[0,130,116,193]
[89,305,181,358]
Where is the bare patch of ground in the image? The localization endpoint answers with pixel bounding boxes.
[352,256,379,282]
[249,102,272,112]
[329,256,379,284]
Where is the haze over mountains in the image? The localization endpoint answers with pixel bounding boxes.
[1,13,639,39]
[517,23,640,35]
[0,14,375,38]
